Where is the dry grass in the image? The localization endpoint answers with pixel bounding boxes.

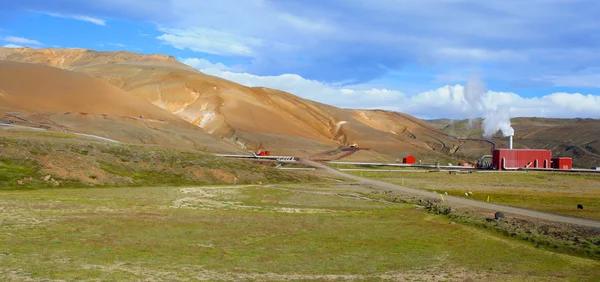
[0,136,319,189]
[1,184,599,281]
[352,170,600,220]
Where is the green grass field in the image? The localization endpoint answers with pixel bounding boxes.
[349,170,600,220]
[1,184,599,281]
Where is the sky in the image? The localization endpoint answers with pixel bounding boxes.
[1,0,600,120]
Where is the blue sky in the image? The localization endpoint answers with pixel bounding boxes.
[1,0,600,119]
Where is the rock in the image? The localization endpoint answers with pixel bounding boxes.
[43,175,52,181]
[577,204,584,209]
[16,180,24,185]
[494,212,505,220]
[450,221,456,225]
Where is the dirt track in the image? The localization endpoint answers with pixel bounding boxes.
[0,122,121,143]
[300,159,600,228]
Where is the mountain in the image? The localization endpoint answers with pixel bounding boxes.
[0,60,243,153]
[0,47,192,70]
[0,47,466,162]
[424,118,456,130]
[0,61,180,120]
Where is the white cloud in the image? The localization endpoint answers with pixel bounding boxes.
[184,58,600,119]
[71,15,106,26]
[108,43,127,47]
[408,87,600,119]
[181,58,230,71]
[2,44,24,48]
[2,36,42,45]
[157,27,260,56]
[46,13,106,26]
[542,93,600,113]
[277,13,335,33]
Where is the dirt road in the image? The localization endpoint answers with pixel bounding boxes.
[0,122,121,143]
[301,159,600,228]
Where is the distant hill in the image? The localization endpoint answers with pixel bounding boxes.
[424,118,457,130]
[430,117,600,168]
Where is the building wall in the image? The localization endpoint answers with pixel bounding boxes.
[492,149,552,170]
[552,158,573,169]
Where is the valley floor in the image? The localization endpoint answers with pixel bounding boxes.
[347,169,600,221]
[1,183,599,281]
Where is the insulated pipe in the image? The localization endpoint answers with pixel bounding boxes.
[509,135,513,150]
[501,157,520,170]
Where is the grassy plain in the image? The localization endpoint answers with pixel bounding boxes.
[348,169,600,220]
[1,184,599,281]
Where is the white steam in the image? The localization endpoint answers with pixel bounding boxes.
[464,74,515,137]
[482,107,515,137]
[464,74,485,119]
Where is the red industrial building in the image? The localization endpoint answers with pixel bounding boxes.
[492,149,552,170]
[552,157,573,170]
[403,155,416,164]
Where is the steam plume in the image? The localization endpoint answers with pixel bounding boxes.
[464,74,514,137]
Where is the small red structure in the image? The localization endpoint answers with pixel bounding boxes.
[255,150,271,156]
[492,149,552,170]
[403,155,416,164]
[552,157,572,170]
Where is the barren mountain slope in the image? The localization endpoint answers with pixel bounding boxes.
[1,47,462,160]
[72,62,460,158]
[0,61,242,153]
[0,61,181,121]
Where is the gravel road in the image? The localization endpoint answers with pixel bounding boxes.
[301,159,600,228]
